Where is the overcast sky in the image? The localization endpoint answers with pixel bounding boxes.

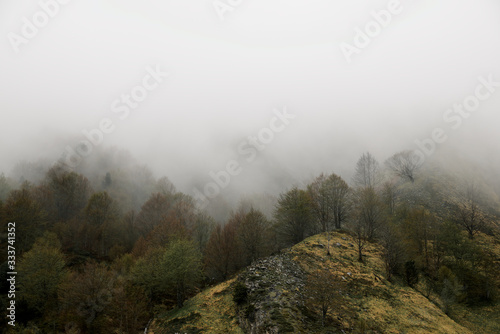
[1,0,500,198]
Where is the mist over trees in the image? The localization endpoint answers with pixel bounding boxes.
[385,150,422,183]
[0,146,499,332]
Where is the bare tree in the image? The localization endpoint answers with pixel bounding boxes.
[353,214,369,263]
[453,183,486,239]
[304,269,342,327]
[380,224,404,282]
[308,173,350,255]
[381,181,397,215]
[405,207,435,269]
[238,208,270,264]
[353,152,380,189]
[351,187,379,262]
[308,174,330,233]
[328,174,351,230]
[204,222,241,281]
[385,150,422,183]
[308,173,351,232]
[353,187,383,242]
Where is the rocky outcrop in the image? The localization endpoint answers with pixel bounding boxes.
[236,253,307,333]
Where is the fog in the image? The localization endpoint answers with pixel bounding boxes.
[1,0,500,207]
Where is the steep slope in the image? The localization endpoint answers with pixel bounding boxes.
[147,278,244,334]
[150,231,498,333]
[286,232,471,333]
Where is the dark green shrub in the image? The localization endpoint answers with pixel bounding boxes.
[405,260,419,287]
[233,281,248,305]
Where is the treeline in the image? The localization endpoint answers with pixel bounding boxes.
[271,152,500,313]
[0,150,499,333]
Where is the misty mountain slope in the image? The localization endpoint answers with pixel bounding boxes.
[4,143,500,222]
[151,232,485,334]
[385,153,500,223]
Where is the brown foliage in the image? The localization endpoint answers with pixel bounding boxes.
[204,221,242,281]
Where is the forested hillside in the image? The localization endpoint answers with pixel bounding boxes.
[1,148,499,333]
[153,231,500,333]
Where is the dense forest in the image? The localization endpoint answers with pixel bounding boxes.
[1,146,499,333]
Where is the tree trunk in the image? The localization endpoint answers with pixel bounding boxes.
[176,282,184,308]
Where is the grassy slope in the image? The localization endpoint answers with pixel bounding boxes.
[289,232,471,334]
[151,231,499,333]
[149,278,244,334]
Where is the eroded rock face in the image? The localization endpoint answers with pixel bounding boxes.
[236,253,307,334]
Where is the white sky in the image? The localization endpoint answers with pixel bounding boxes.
[1,0,499,195]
